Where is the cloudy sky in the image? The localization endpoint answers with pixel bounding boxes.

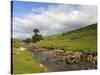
[12,1,97,39]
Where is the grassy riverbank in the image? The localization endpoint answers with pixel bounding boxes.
[12,39,44,74]
[12,48,44,74]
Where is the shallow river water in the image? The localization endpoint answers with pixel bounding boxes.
[32,50,96,72]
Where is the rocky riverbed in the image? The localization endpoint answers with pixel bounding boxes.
[23,44,97,72]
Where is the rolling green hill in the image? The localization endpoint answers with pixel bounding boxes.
[35,23,97,52]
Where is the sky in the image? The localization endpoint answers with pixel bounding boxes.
[12,1,97,39]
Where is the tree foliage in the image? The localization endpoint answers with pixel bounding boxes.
[33,29,39,35]
[24,38,31,43]
[32,34,43,43]
[32,29,43,43]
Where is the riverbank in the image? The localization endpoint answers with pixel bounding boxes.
[12,48,45,74]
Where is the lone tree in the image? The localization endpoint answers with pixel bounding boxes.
[32,29,43,43]
[33,29,39,35]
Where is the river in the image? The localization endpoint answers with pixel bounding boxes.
[23,44,97,72]
[32,50,96,72]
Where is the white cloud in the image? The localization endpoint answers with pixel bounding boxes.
[12,4,97,39]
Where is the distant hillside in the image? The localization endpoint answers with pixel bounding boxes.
[35,23,97,52]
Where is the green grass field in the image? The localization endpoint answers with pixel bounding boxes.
[35,23,97,52]
[12,40,44,74]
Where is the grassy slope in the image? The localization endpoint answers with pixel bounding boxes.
[12,40,44,74]
[35,23,97,52]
